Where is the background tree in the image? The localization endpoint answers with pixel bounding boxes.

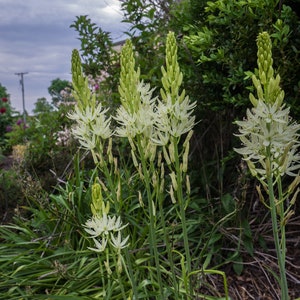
[48,78,71,106]
[0,83,14,153]
[70,15,120,107]
[120,0,176,86]
[33,97,53,115]
[0,83,9,99]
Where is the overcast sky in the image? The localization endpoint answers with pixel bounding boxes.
[0,0,128,114]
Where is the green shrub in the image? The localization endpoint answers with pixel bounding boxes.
[6,100,76,191]
[0,97,17,153]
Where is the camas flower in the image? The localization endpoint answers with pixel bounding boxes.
[68,103,112,151]
[83,213,129,252]
[84,214,127,237]
[114,93,156,139]
[115,39,160,144]
[110,231,130,250]
[88,237,108,253]
[152,94,196,145]
[69,49,113,157]
[151,32,196,145]
[235,32,300,181]
[235,99,300,178]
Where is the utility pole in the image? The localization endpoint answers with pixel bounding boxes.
[15,72,28,124]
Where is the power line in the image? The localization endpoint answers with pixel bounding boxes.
[15,72,28,123]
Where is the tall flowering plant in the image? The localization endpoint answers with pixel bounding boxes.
[68,32,200,299]
[114,32,196,297]
[69,49,133,299]
[235,32,300,300]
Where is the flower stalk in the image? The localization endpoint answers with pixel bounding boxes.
[235,32,300,300]
[69,32,197,299]
[158,32,195,296]
[117,39,164,298]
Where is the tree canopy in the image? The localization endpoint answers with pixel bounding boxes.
[48,78,71,105]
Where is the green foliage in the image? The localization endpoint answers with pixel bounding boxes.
[33,97,54,114]
[70,15,115,77]
[0,83,16,152]
[48,78,72,105]
[0,169,24,222]
[182,0,300,113]
[120,0,177,87]
[6,99,75,191]
[70,15,120,107]
[0,158,96,298]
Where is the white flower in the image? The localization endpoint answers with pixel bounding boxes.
[114,106,139,138]
[84,214,127,238]
[88,237,108,252]
[151,131,170,146]
[75,131,97,151]
[152,95,196,144]
[110,231,130,250]
[68,103,112,149]
[115,82,156,139]
[91,114,113,140]
[71,121,90,139]
[84,213,129,253]
[68,105,101,123]
[235,99,300,178]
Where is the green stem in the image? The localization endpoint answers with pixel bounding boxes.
[97,147,121,213]
[203,269,229,300]
[137,137,164,299]
[114,252,127,300]
[98,254,110,299]
[267,170,289,300]
[172,137,192,297]
[124,248,139,299]
[156,173,179,298]
[277,178,286,263]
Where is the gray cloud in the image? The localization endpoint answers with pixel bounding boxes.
[0,0,128,113]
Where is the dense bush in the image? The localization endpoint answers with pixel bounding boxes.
[0,84,17,153]
[6,99,76,191]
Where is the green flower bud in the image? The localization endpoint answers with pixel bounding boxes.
[255,32,283,107]
[169,171,178,191]
[186,175,191,195]
[71,49,92,110]
[249,93,258,107]
[119,39,141,114]
[91,182,105,216]
[160,32,185,105]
